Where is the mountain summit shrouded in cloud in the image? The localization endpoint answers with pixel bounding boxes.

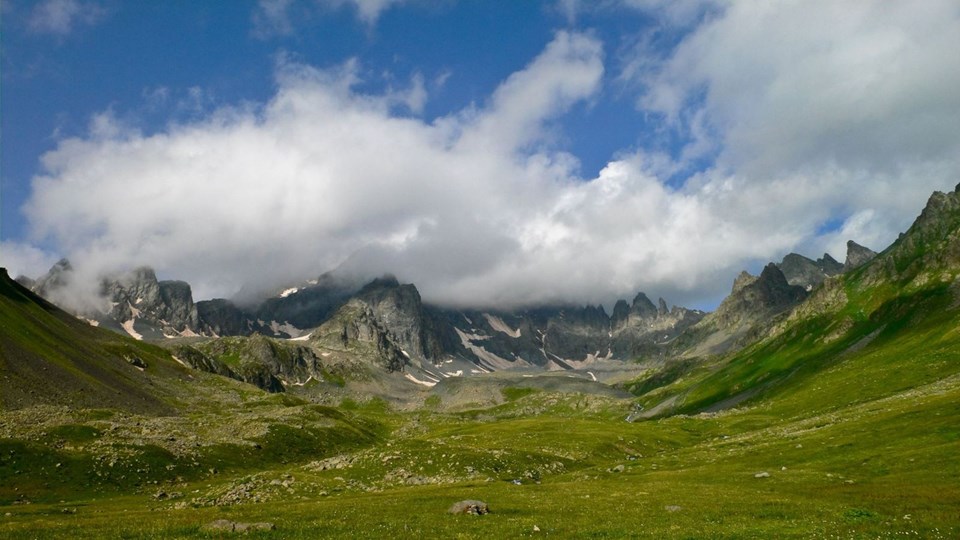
[3,1,959,310]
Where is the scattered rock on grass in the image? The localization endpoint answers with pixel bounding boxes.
[754,471,770,478]
[448,500,490,515]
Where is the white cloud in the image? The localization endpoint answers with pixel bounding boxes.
[0,241,59,280]
[626,0,960,263]
[28,0,105,36]
[18,7,960,311]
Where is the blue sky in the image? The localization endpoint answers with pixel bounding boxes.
[2,0,959,310]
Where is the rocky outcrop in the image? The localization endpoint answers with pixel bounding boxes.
[778,252,843,290]
[186,335,330,392]
[712,264,808,329]
[317,300,410,373]
[253,272,358,331]
[307,275,450,372]
[844,241,878,271]
[99,266,201,337]
[860,183,960,284]
[196,299,259,336]
[683,264,808,355]
[27,261,202,338]
[447,500,490,515]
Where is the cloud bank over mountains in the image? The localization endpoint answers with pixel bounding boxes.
[9,1,960,310]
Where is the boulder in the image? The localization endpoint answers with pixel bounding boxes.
[447,500,490,515]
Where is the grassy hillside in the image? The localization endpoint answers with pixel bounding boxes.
[0,268,187,414]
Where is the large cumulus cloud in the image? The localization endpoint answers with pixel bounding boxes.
[13,2,960,310]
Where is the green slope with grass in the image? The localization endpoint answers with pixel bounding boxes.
[0,268,187,414]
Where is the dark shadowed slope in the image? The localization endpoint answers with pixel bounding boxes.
[0,268,184,414]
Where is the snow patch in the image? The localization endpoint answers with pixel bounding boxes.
[290,375,314,387]
[484,314,521,338]
[179,327,199,338]
[404,373,436,387]
[172,355,188,368]
[455,328,529,371]
[121,319,143,340]
[77,316,100,327]
[288,333,313,341]
[279,287,299,298]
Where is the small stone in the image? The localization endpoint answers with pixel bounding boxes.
[754,472,770,478]
[610,464,625,473]
[533,524,541,532]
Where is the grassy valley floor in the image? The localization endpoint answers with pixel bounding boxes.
[1,371,957,539]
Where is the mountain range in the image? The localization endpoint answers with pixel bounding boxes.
[17,230,881,395]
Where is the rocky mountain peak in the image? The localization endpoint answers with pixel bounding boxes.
[844,240,878,271]
[359,274,401,294]
[731,271,757,294]
[705,263,808,341]
[33,258,74,297]
[630,292,659,319]
[778,251,844,290]
[101,266,200,335]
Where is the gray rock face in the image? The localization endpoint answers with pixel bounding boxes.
[185,335,328,392]
[860,184,960,284]
[27,261,201,337]
[441,290,704,368]
[308,275,447,372]
[731,271,758,294]
[355,276,433,361]
[844,240,878,271]
[100,266,200,336]
[254,272,358,330]
[721,264,808,324]
[196,299,263,336]
[778,252,843,290]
